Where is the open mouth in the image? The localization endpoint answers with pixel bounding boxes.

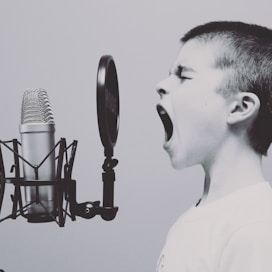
[156,104,173,142]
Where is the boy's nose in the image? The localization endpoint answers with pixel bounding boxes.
[156,87,168,98]
[156,78,170,98]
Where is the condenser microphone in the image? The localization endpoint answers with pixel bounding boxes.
[0,55,120,226]
[19,89,56,222]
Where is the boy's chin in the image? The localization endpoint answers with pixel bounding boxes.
[169,154,197,170]
[170,157,188,170]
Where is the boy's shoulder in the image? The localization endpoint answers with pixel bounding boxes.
[227,181,272,225]
[159,182,272,272]
[169,182,272,240]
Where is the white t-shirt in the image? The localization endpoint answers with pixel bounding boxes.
[157,182,272,272]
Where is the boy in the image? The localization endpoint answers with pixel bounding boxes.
[156,21,272,271]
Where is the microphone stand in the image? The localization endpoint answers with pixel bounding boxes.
[0,138,118,227]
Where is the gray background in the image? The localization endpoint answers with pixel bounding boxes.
[0,0,272,271]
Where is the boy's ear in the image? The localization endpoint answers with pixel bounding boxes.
[227,92,260,125]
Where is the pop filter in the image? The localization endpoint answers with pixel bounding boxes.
[97,55,119,158]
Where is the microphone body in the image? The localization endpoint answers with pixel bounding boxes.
[20,89,56,221]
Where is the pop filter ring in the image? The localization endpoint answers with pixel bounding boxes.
[97,55,120,158]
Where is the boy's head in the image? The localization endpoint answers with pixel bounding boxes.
[181,21,272,155]
[156,21,272,170]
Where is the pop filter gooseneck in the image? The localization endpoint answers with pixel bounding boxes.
[96,55,119,220]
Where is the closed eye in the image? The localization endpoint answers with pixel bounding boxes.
[180,76,191,80]
[177,74,192,82]
[171,65,192,81]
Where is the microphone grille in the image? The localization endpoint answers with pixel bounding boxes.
[21,89,55,124]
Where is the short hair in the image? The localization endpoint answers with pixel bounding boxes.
[181,21,272,155]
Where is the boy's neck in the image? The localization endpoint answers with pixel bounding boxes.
[199,142,265,206]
